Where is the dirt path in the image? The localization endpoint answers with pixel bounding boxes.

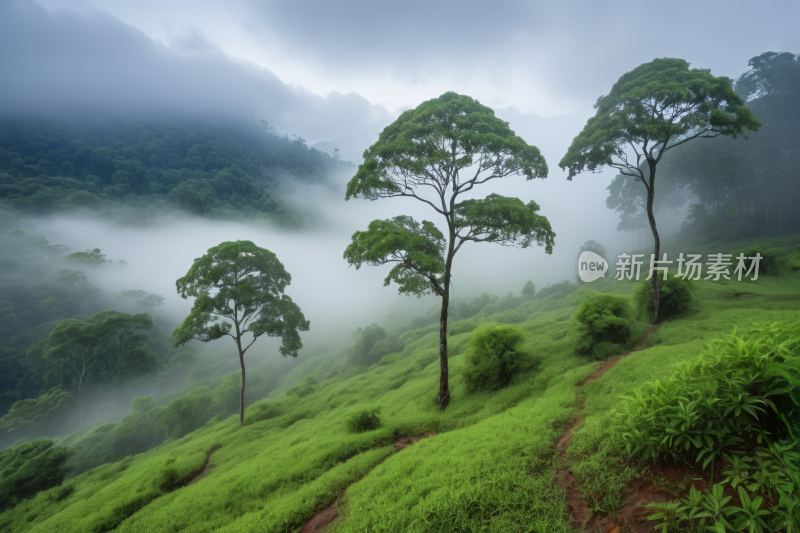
[298,431,437,533]
[184,451,216,486]
[553,326,658,533]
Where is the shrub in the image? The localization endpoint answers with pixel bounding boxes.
[112,396,163,458]
[245,402,282,426]
[634,272,694,321]
[343,406,382,433]
[146,386,216,439]
[447,320,477,337]
[0,438,74,512]
[102,453,119,464]
[463,324,531,392]
[378,354,398,366]
[736,245,780,276]
[46,484,75,502]
[573,291,632,358]
[287,375,317,398]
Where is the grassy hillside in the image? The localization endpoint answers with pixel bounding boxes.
[1,234,799,532]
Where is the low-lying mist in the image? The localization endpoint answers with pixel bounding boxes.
[10,165,687,362]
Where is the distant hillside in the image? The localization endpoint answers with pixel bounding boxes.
[0,117,352,225]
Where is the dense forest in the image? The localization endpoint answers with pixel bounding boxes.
[0,117,351,225]
[0,228,196,448]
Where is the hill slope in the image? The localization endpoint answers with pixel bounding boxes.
[1,233,799,532]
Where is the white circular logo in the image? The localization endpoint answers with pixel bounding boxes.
[578,251,608,282]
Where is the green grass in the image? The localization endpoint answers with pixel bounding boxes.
[1,233,799,533]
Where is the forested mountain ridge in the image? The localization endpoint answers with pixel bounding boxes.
[0,117,352,225]
[0,227,195,451]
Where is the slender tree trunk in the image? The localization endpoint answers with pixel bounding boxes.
[438,229,455,412]
[236,332,246,428]
[78,360,85,427]
[646,163,661,323]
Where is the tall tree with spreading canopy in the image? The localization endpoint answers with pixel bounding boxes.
[559,58,761,321]
[27,320,98,426]
[173,240,310,427]
[344,92,555,411]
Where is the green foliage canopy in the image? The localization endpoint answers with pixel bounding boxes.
[173,240,309,355]
[559,58,762,181]
[343,215,446,297]
[173,240,309,426]
[66,248,107,269]
[346,91,547,204]
[0,386,71,433]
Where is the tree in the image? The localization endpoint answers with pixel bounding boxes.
[66,248,107,286]
[579,240,608,260]
[559,58,761,321]
[117,290,165,311]
[25,311,159,425]
[173,240,310,427]
[27,320,98,426]
[655,52,800,236]
[86,310,158,380]
[345,92,555,411]
[605,167,688,235]
[521,280,536,298]
[0,386,71,434]
[349,324,388,367]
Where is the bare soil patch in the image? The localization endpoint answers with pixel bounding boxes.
[553,326,662,532]
[185,451,215,486]
[299,505,337,533]
[393,430,436,450]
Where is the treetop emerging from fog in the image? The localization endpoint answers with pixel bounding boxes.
[345,91,548,207]
[559,57,762,180]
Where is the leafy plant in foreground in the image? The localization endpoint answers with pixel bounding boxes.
[616,320,800,532]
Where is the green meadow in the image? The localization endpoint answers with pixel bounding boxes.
[1,233,799,533]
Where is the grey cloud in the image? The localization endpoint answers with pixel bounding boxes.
[0,1,392,159]
[241,0,800,112]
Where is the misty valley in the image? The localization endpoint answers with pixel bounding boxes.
[0,20,799,533]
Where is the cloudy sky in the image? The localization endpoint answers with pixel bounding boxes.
[15,0,800,118]
[2,0,799,343]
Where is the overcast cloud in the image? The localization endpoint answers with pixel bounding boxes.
[2,0,798,313]
[30,0,800,116]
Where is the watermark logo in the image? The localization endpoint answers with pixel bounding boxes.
[578,251,608,282]
[614,252,762,281]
